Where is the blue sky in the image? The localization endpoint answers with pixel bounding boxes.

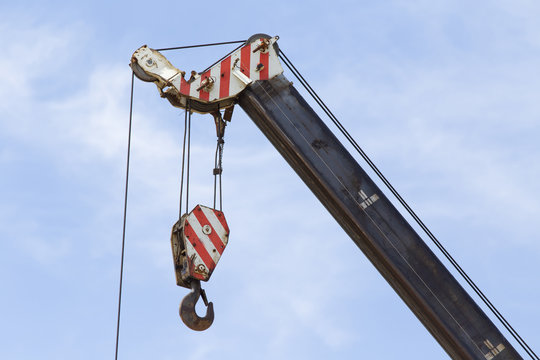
[1,1,539,359]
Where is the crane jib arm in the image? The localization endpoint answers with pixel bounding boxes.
[238,74,521,360]
[131,35,522,359]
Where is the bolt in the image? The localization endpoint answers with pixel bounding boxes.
[202,225,212,235]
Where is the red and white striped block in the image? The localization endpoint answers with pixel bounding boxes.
[182,205,230,281]
[131,36,283,110]
[177,37,283,102]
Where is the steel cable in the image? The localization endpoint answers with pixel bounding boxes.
[179,101,190,219]
[185,101,192,214]
[278,49,538,360]
[156,40,246,52]
[213,137,224,211]
[115,71,135,360]
[157,40,246,76]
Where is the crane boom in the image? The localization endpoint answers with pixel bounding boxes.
[238,73,521,360]
[131,35,524,359]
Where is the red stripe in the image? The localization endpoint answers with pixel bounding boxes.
[180,77,190,95]
[213,209,229,234]
[184,222,216,270]
[259,52,269,80]
[199,69,211,101]
[240,45,251,77]
[219,56,231,98]
[194,209,227,255]
[192,271,205,281]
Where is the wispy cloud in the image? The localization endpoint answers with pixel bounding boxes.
[308,24,540,245]
[1,3,539,359]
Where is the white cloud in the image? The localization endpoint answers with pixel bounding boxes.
[48,65,133,160]
[19,235,72,265]
[0,15,86,108]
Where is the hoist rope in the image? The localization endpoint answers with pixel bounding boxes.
[217,140,224,211]
[186,104,192,214]
[115,71,135,360]
[179,101,192,217]
[156,40,246,52]
[178,101,189,218]
[213,113,225,211]
[278,50,538,360]
[157,40,246,76]
[154,40,240,214]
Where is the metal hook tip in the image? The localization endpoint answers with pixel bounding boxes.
[179,281,215,331]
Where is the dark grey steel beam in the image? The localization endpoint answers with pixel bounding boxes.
[238,74,522,360]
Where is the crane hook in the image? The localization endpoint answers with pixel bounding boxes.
[179,279,214,331]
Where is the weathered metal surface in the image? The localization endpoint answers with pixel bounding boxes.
[171,217,190,289]
[238,74,522,360]
[130,35,282,114]
[171,205,230,287]
[179,279,214,331]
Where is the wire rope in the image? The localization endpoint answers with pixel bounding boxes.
[212,111,225,211]
[157,40,246,76]
[185,101,192,214]
[176,102,193,217]
[278,49,538,360]
[115,71,135,360]
[213,136,224,211]
[156,40,245,52]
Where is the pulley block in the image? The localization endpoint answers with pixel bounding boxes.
[171,204,230,288]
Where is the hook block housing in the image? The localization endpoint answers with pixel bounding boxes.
[171,205,230,288]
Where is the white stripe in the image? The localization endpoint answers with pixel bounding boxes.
[184,238,206,269]
[267,43,283,78]
[200,206,228,245]
[360,194,379,209]
[250,42,260,81]
[189,75,199,98]
[229,52,244,95]
[208,65,221,101]
[188,213,221,264]
[359,190,367,200]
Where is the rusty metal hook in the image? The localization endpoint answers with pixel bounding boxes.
[179,279,214,331]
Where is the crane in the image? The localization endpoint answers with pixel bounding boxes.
[130,34,526,360]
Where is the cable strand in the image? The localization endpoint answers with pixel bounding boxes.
[179,107,189,219]
[213,138,219,209]
[156,40,246,52]
[218,141,223,211]
[115,71,135,360]
[185,101,192,214]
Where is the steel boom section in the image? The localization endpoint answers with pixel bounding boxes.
[238,74,521,360]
